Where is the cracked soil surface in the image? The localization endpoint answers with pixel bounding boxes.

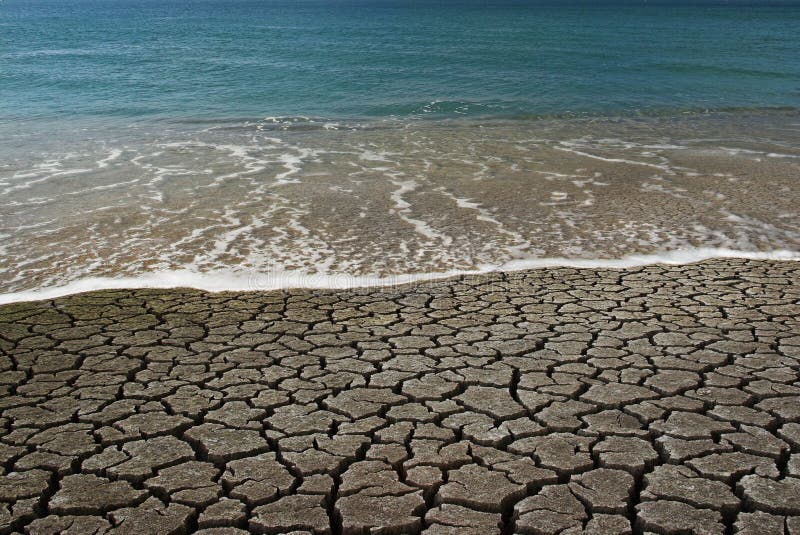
[1,258,799,534]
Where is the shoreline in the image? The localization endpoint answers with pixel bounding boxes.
[5,112,800,298]
[1,248,798,306]
[1,257,798,533]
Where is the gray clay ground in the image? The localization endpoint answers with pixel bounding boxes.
[1,258,799,534]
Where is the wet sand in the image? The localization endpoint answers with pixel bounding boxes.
[1,258,799,534]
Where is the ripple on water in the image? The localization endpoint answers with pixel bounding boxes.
[1,112,799,296]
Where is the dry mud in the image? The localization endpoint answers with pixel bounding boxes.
[1,258,799,534]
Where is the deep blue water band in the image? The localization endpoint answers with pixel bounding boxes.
[2,0,800,123]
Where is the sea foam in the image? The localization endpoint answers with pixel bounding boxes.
[0,248,796,305]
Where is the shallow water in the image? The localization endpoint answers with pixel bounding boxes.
[2,112,799,298]
[2,1,800,297]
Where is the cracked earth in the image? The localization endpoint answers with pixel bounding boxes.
[1,259,799,534]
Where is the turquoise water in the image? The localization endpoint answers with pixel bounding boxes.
[2,0,800,298]
[2,0,800,122]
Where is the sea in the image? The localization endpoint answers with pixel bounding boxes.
[2,0,800,301]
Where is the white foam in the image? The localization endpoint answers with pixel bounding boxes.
[2,167,91,196]
[359,149,399,162]
[555,144,675,173]
[389,180,453,246]
[1,248,796,305]
[96,149,122,169]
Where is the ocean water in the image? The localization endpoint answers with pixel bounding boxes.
[1,0,800,299]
